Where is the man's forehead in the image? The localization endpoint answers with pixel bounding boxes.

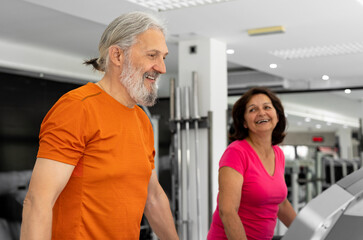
[134,29,168,53]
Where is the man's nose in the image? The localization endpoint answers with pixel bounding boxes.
[153,57,166,74]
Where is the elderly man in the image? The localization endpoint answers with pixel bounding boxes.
[20,12,178,240]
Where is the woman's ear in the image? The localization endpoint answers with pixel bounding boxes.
[108,45,124,67]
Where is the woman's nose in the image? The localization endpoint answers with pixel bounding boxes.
[258,109,266,115]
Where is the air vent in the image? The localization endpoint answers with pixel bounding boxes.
[270,42,363,60]
[126,0,234,11]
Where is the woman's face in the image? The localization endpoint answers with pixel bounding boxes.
[243,94,279,135]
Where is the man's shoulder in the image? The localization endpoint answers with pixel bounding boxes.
[65,82,101,102]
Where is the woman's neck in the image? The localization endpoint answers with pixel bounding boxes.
[246,134,273,155]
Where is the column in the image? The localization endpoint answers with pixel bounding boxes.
[178,37,227,240]
[337,127,353,159]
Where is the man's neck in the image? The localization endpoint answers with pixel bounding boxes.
[97,74,136,108]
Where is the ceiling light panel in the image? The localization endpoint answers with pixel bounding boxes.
[270,42,363,60]
[247,26,285,36]
[127,0,235,11]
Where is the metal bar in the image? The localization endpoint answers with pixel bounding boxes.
[290,162,299,212]
[192,72,200,120]
[192,72,203,240]
[352,160,358,172]
[329,158,335,184]
[207,111,213,227]
[169,78,176,221]
[170,78,175,122]
[175,87,183,239]
[359,118,363,168]
[316,152,323,195]
[183,86,191,240]
[306,170,313,202]
[341,160,347,177]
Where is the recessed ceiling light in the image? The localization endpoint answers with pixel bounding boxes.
[322,75,329,80]
[316,124,322,129]
[326,122,332,126]
[345,89,352,94]
[305,117,311,122]
[269,63,277,69]
[226,49,235,54]
[126,0,234,11]
[297,121,302,126]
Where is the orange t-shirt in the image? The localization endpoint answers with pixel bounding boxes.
[37,82,155,239]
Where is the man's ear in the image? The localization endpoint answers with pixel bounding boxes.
[108,45,124,67]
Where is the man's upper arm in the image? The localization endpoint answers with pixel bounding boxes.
[26,158,75,206]
[146,170,162,200]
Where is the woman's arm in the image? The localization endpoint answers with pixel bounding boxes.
[218,166,247,240]
[277,198,297,227]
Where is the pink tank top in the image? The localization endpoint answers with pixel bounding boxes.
[208,140,287,240]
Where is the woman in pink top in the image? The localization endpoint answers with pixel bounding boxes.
[208,87,296,240]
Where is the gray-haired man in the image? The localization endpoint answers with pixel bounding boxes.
[21,12,178,240]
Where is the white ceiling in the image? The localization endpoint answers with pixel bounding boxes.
[2,0,363,132]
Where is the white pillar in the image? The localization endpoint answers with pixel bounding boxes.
[337,127,353,159]
[178,38,227,240]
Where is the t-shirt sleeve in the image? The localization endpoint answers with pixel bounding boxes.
[37,94,87,166]
[219,147,246,176]
[138,108,155,170]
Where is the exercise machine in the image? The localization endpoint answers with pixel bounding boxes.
[282,167,363,240]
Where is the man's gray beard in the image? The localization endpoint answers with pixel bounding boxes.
[120,59,159,107]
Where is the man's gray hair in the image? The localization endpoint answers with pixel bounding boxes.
[85,11,166,72]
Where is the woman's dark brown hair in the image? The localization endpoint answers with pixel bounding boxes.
[229,87,286,145]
